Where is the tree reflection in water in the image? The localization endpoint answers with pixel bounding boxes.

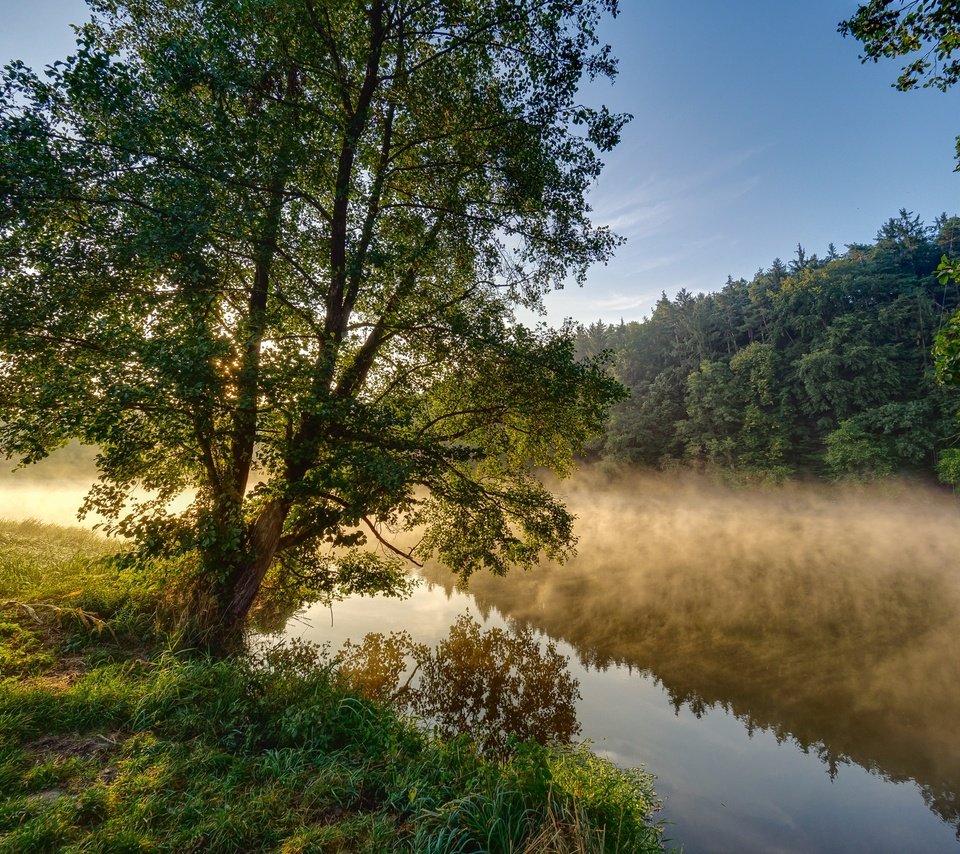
[417,473,960,834]
[336,615,580,754]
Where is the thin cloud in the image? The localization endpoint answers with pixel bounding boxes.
[593,292,664,312]
[592,146,768,241]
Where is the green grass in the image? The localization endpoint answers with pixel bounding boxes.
[0,521,666,853]
[0,520,120,601]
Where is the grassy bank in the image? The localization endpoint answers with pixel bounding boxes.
[0,520,664,853]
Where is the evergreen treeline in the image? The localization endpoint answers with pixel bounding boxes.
[577,211,960,481]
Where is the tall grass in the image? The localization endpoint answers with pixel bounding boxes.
[0,521,666,852]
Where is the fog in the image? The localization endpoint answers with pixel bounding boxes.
[0,444,192,528]
[4,451,959,828]
[0,444,99,526]
[421,468,960,830]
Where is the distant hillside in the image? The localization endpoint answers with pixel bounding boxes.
[576,210,960,480]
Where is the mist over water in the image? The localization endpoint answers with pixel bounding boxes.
[4,449,960,849]
[420,469,960,846]
[0,444,99,526]
[0,444,196,527]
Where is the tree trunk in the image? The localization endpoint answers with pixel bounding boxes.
[215,499,287,648]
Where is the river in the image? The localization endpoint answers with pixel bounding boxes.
[277,471,960,853]
[4,456,960,852]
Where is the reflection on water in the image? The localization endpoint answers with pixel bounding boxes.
[422,472,960,850]
[336,615,580,754]
[283,472,960,853]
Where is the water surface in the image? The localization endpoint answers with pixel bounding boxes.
[4,455,959,851]
[279,472,960,853]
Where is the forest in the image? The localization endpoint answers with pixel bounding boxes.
[576,210,960,483]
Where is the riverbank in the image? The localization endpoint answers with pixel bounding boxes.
[0,520,664,853]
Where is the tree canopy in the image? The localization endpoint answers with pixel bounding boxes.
[576,212,960,482]
[0,0,627,642]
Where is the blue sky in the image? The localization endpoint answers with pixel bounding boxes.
[4,0,959,324]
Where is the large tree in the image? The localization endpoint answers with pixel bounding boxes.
[0,0,626,643]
